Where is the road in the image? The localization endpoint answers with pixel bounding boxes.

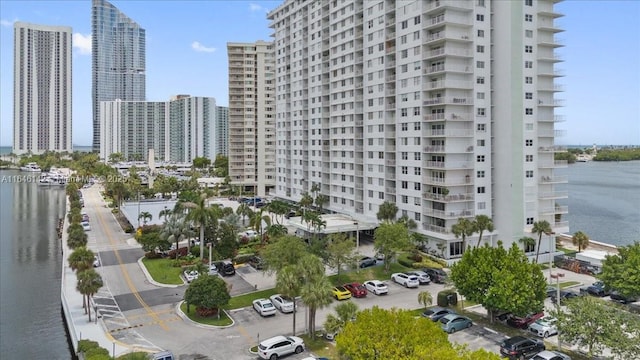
[83,184,613,360]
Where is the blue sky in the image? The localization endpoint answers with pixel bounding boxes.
[0,0,638,146]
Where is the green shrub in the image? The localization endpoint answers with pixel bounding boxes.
[398,258,414,268]
[437,290,457,307]
[85,347,110,358]
[77,339,100,353]
[86,353,111,360]
[118,352,150,360]
[234,253,255,264]
[111,208,119,214]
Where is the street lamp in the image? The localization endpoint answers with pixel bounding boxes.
[208,242,212,274]
[353,221,360,251]
[137,190,141,228]
[550,272,565,348]
[548,231,556,282]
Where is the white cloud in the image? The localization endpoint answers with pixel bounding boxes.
[73,33,91,55]
[249,3,267,13]
[191,41,216,53]
[1,19,15,27]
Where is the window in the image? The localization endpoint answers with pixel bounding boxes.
[477,108,486,116]
[525,14,533,22]
[525,76,533,84]
[476,14,484,21]
[401,195,408,204]
[401,181,408,189]
[477,202,486,210]
[525,108,533,115]
[477,76,485,84]
[414,15,421,25]
[477,92,485,99]
[477,155,485,162]
[477,170,485,178]
[526,217,534,225]
[525,0,533,6]
[477,45,484,53]
[525,92,533,100]
[526,170,534,178]
[477,124,486,132]
[525,45,533,53]
[525,30,533,38]
[526,139,533,146]
[477,29,484,38]
[477,139,485,147]
[526,155,533,162]
[450,242,464,256]
[477,61,485,69]
[525,61,533,68]
[477,186,485,194]
[401,20,408,29]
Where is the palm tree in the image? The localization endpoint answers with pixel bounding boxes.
[76,269,103,322]
[267,200,289,224]
[138,211,152,226]
[315,194,329,213]
[184,195,216,259]
[519,236,536,254]
[68,247,95,273]
[451,218,476,254]
[68,228,88,249]
[376,201,399,223]
[299,192,314,216]
[236,203,252,226]
[159,208,172,222]
[418,291,433,310]
[276,266,302,335]
[398,214,417,230]
[298,255,333,339]
[266,224,288,239]
[532,220,552,264]
[324,301,359,337]
[161,214,190,259]
[222,213,243,234]
[572,231,590,252]
[474,215,494,247]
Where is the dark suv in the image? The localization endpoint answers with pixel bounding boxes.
[579,281,610,297]
[215,261,236,276]
[500,336,545,359]
[423,268,447,283]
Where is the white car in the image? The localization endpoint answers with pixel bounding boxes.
[208,263,218,276]
[269,294,295,313]
[253,298,277,317]
[93,255,100,268]
[532,350,571,360]
[528,316,558,338]
[257,335,305,360]
[391,273,420,288]
[240,230,258,239]
[364,280,388,295]
[81,221,91,231]
[407,270,431,284]
[183,270,199,283]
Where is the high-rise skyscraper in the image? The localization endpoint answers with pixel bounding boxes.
[227,41,276,196]
[269,0,568,261]
[13,22,72,155]
[92,0,145,153]
[215,106,229,157]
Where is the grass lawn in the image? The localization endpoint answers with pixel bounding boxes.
[223,288,278,310]
[180,302,233,326]
[329,262,411,285]
[142,257,183,285]
[299,334,339,358]
[559,281,581,289]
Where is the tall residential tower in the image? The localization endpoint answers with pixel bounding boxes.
[227,41,276,197]
[92,0,146,153]
[13,22,72,155]
[269,0,568,261]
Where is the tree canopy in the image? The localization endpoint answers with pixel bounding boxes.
[374,222,412,270]
[598,241,640,298]
[336,307,501,360]
[450,242,546,319]
[184,275,230,317]
[260,235,308,274]
[325,233,356,278]
[376,201,398,223]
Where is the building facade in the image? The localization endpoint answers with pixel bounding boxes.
[92,0,146,152]
[13,22,72,155]
[227,41,276,197]
[215,106,229,157]
[268,0,568,260]
[100,96,218,163]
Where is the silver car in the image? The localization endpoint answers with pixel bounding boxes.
[407,270,431,284]
[528,316,558,338]
[532,350,571,360]
[269,294,295,313]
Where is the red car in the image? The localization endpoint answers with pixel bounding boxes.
[507,312,545,329]
[343,282,367,298]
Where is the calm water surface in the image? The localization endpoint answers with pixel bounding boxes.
[0,170,71,358]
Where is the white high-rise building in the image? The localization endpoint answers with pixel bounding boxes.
[215,106,229,157]
[269,0,568,260]
[13,22,72,155]
[227,41,276,197]
[100,95,219,163]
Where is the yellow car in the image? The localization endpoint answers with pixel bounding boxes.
[332,286,352,300]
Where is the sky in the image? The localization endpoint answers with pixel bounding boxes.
[0,0,638,147]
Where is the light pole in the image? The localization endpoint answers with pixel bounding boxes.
[137,190,141,228]
[208,242,212,274]
[353,221,360,251]
[550,272,565,349]
[548,231,556,282]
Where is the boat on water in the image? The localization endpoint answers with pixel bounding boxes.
[38,168,68,186]
[20,162,42,172]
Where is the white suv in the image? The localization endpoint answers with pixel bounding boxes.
[258,335,305,360]
[391,273,420,288]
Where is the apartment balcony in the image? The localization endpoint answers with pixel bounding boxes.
[424,0,473,14]
[427,79,473,90]
[537,53,563,63]
[424,208,474,219]
[425,14,472,29]
[553,221,570,233]
[385,187,396,194]
[538,115,566,123]
[424,160,470,169]
[423,145,473,153]
[539,175,568,184]
[385,60,396,68]
[538,21,564,33]
[425,47,473,59]
[423,192,473,202]
[424,112,471,122]
[538,146,567,153]
[538,69,565,77]
[539,191,569,200]
[425,64,472,75]
[386,46,396,54]
[386,31,396,40]
[428,128,473,137]
[426,31,472,44]
[539,129,567,137]
[538,99,565,107]
[385,88,396,96]
[538,83,565,92]
[385,103,396,110]
[537,3,564,18]
[539,160,568,168]
[385,159,396,166]
[541,205,568,215]
[423,97,473,106]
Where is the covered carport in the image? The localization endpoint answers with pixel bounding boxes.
[286,214,377,251]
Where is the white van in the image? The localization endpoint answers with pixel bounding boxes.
[150,351,174,360]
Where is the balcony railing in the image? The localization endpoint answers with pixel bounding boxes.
[539,160,568,168]
[422,223,451,235]
[539,191,569,200]
[424,208,474,218]
[423,192,473,201]
[539,175,568,184]
[541,205,568,215]
[538,146,567,153]
[424,112,471,122]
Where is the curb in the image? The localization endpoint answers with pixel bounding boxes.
[175,301,235,329]
[137,257,182,288]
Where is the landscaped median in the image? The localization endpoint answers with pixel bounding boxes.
[179,302,233,327]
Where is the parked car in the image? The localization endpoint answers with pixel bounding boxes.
[421,307,456,321]
[422,267,447,283]
[269,294,295,313]
[343,282,367,298]
[507,312,545,329]
[500,336,545,360]
[579,281,610,297]
[249,256,265,270]
[93,255,101,268]
[359,256,377,268]
[183,270,199,283]
[528,316,558,338]
[406,270,431,285]
[81,221,91,231]
[546,286,557,298]
[439,314,473,333]
[332,286,353,300]
[610,290,639,304]
[364,280,388,295]
[214,261,236,276]
[285,211,297,219]
[532,350,572,360]
[391,273,420,288]
[258,335,305,360]
[240,230,258,239]
[550,290,581,305]
[208,263,218,276]
[150,350,174,360]
[253,298,277,317]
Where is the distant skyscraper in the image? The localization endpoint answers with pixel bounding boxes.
[227,41,276,196]
[92,0,145,152]
[215,106,229,157]
[13,22,72,155]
